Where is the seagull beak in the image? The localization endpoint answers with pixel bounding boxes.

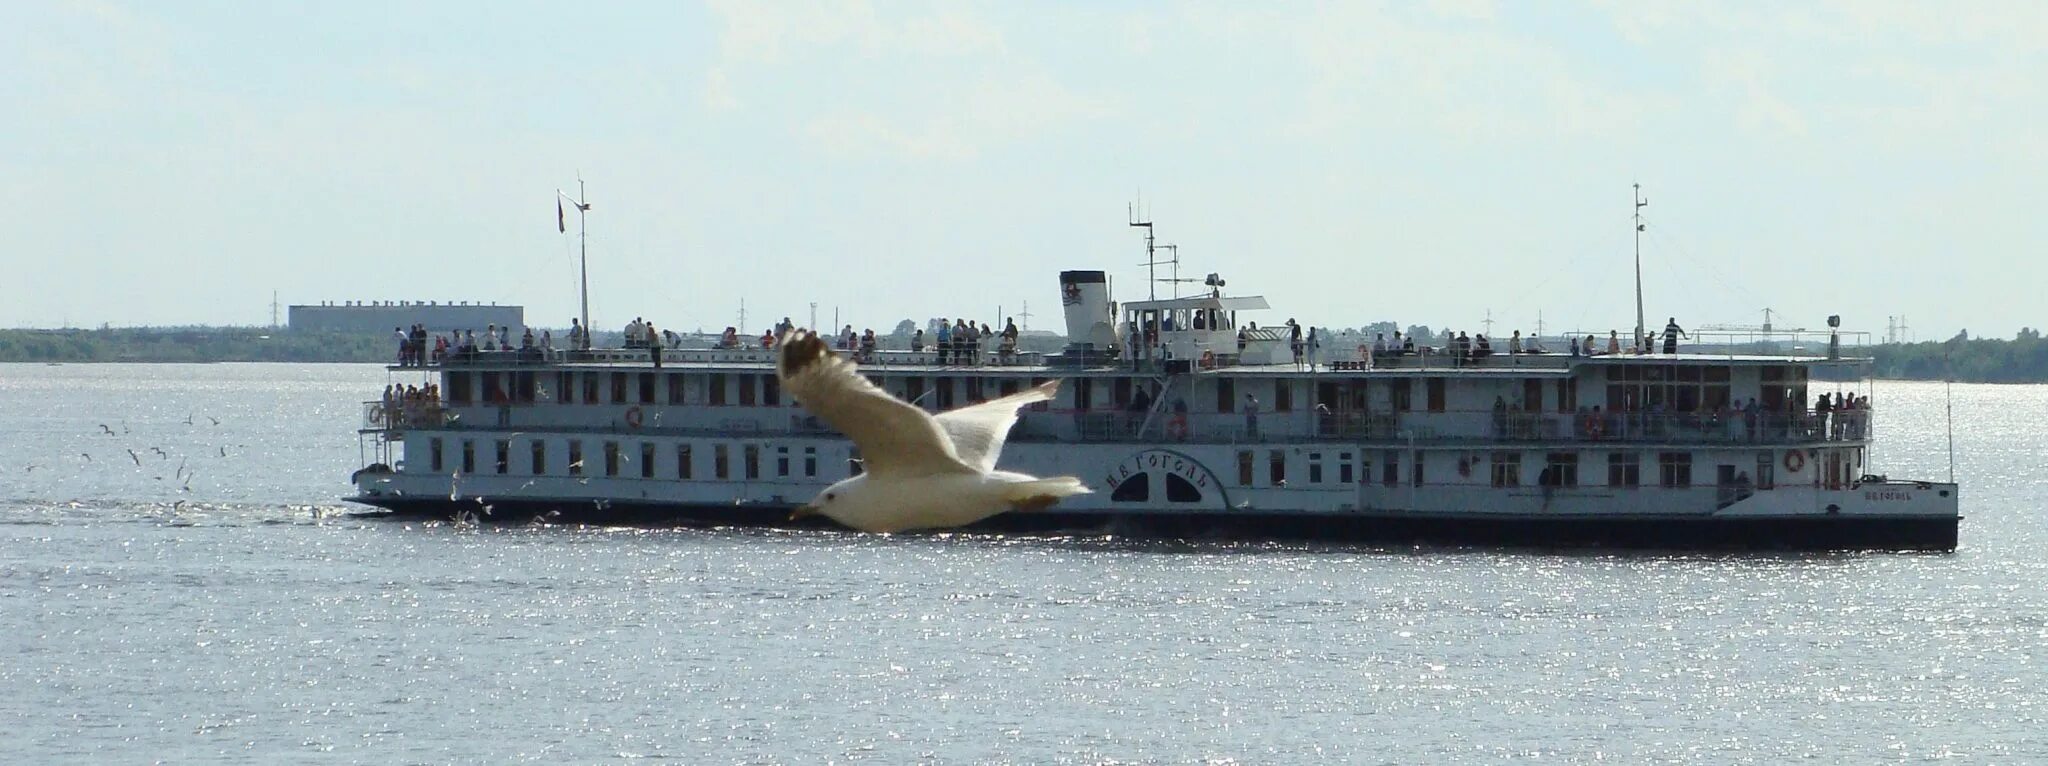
[789,504,818,521]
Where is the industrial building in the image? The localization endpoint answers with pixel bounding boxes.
[288,301,526,337]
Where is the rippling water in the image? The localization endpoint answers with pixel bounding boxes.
[2,364,2043,763]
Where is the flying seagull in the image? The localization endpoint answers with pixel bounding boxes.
[126,449,141,466]
[775,328,1088,533]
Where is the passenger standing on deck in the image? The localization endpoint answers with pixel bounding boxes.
[1288,319,1304,367]
[1306,327,1322,371]
[1508,331,1523,355]
[647,323,663,368]
[936,320,953,364]
[1663,317,1687,354]
[1608,331,1621,355]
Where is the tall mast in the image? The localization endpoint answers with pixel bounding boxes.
[577,177,590,345]
[558,179,593,347]
[1129,202,1155,302]
[1633,183,1648,348]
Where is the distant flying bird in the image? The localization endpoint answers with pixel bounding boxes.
[776,328,1088,533]
[126,449,141,466]
[80,453,92,463]
[98,424,114,436]
[184,413,194,425]
[219,447,228,457]
[150,447,167,459]
[207,416,220,426]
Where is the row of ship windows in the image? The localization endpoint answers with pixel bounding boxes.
[441,368,1811,419]
[425,437,855,482]
[1232,448,1860,489]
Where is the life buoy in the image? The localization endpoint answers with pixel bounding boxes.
[1200,350,1216,369]
[1167,414,1190,441]
[1783,449,1805,473]
[624,406,644,429]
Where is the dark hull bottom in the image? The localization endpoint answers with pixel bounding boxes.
[349,497,1959,552]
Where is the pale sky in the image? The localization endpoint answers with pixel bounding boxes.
[5,1,2043,341]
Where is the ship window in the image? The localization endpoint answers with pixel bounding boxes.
[677,443,693,480]
[999,379,1019,397]
[610,373,627,404]
[461,440,475,474]
[516,372,537,403]
[481,372,505,404]
[1238,450,1254,487]
[638,373,655,404]
[804,446,817,478]
[557,371,573,404]
[1555,377,1579,413]
[713,444,729,479]
[1544,452,1579,487]
[1269,450,1286,485]
[1390,379,1412,412]
[1111,473,1150,502]
[709,374,727,406]
[776,446,790,477]
[744,444,760,480]
[568,440,583,476]
[603,441,619,477]
[903,376,925,407]
[531,440,545,474]
[640,442,656,479]
[739,374,757,406]
[1274,380,1292,413]
[935,377,956,410]
[430,438,444,473]
[968,377,986,404]
[1491,451,1520,487]
[1382,450,1401,486]
[1308,452,1323,484]
[1426,378,1446,412]
[495,440,510,475]
[763,375,781,407]
[1339,452,1355,484]
[1166,474,1202,503]
[666,373,686,405]
[582,372,599,404]
[448,373,472,404]
[1608,452,1641,487]
[1523,379,1543,411]
[1216,377,1235,413]
[1658,452,1693,488]
[1112,378,1131,408]
[1755,451,1775,489]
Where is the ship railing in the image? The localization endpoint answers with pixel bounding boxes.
[362,399,450,431]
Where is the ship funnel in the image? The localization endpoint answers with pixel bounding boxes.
[1059,270,1116,350]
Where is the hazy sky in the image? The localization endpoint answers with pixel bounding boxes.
[6,1,2043,341]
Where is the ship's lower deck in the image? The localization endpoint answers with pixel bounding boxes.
[349,495,1959,551]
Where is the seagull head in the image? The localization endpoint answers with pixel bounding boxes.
[791,475,869,523]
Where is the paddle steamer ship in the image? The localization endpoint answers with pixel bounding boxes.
[349,259,1959,550]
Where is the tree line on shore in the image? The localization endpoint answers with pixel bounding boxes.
[5,326,2047,383]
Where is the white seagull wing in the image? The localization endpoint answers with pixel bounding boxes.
[778,329,972,477]
[933,380,1060,474]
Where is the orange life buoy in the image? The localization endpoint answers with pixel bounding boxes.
[1167,413,1190,441]
[1783,449,1805,473]
[624,406,644,429]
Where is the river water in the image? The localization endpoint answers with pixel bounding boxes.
[1,363,2042,763]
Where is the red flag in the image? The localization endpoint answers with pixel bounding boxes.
[557,198,566,233]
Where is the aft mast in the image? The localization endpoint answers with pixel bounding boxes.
[558,179,593,348]
[1633,183,1649,350]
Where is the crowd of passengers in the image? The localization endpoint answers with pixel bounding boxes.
[394,323,555,366]
[711,317,1025,365]
[1361,318,1695,366]
[1530,391,1871,443]
[376,382,443,428]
